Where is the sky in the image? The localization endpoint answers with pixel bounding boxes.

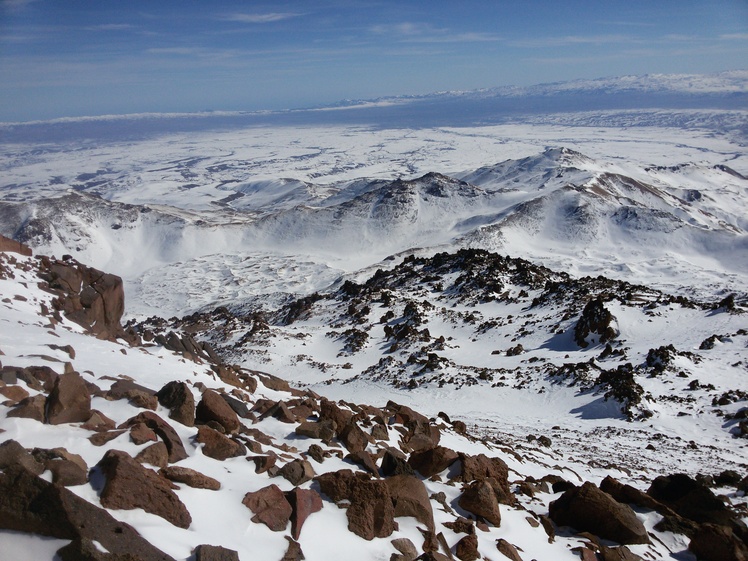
[1,0,747,122]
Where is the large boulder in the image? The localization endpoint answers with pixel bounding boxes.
[0,462,175,561]
[242,484,292,532]
[574,298,618,348]
[385,474,435,531]
[46,372,91,425]
[458,480,502,527]
[196,390,241,434]
[95,449,192,529]
[408,446,458,478]
[156,381,196,427]
[196,426,246,461]
[688,523,748,561]
[647,473,735,526]
[549,481,649,545]
[285,487,323,540]
[455,453,513,505]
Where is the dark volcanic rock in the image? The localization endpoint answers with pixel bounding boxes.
[96,449,192,529]
[458,480,502,526]
[408,446,458,478]
[495,539,523,561]
[46,372,91,425]
[196,389,241,434]
[242,484,292,532]
[156,381,196,427]
[196,426,246,461]
[647,473,735,526]
[346,478,397,540]
[194,544,240,561]
[456,453,513,505]
[0,440,44,474]
[549,481,649,545]
[280,459,316,486]
[574,298,617,348]
[455,534,479,561]
[7,394,46,422]
[688,523,748,561]
[382,448,416,477]
[0,463,175,560]
[120,411,188,463]
[385,474,435,531]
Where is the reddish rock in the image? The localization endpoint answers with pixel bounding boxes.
[456,453,513,505]
[0,234,32,256]
[193,544,239,561]
[281,537,305,561]
[315,469,361,503]
[129,422,158,445]
[346,478,397,540]
[243,484,293,532]
[119,411,188,463]
[408,446,459,478]
[196,426,246,461]
[280,459,315,486]
[0,385,29,403]
[338,421,369,453]
[385,474,435,531]
[260,401,297,423]
[251,453,278,474]
[7,395,46,422]
[25,365,60,392]
[160,466,220,490]
[382,448,416,477]
[456,534,479,561]
[196,390,241,434]
[135,442,170,468]
[0,462,175,561]
[46,372,91,425]
[496,539,524,561]
[81,410,116,432]
[549,482,649,545]
[0,440,44,475]
[599,545,644,561]
[458,480,502,527]
[688,523,748,561]
[31,448,88,487]
[89,430,127,447]
[347,450,380,476]
[295,420,335,441]
[647,473,734,526]
[96,449,191,529]
[319,399,353,431]
[285,487,323,540]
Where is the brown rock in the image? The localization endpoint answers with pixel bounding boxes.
[392,537,419,560]
[196,390,241,434]
[260,401,297,423]
[281,537,305,561]
[647,473,735,526]
[89,430,127,446]
[0,385,29,403]
[458,480,502,526]
[688,523,748,561]
[156,381,195,427]
[45,372,91,425]
[0,463,175,561]
[549,482,649,545]
[0,440,44,475]
[408,446,459,478]
[160,466,220,490]
[242,484,292,532]
[347,450,380,476]
[26,365,61,392]
[319,398,353,431]
[385,474,435,531]
[382,448,416,477]
[31,448,88,487]
[196,426,246,461]
[455,453,512,505]
[443,517,475,535]
[96,449,191,529]
[286,487,323,540]
[338,421,369,453]
[599,545,644,561]
[81,409,116,432]
[280,459,316,486]
[7,395,46,422]
[251,453,278,474]
[316,469,361,503]
[135,442,170,468]
[455,534,479,561]
[496,539,523,561]
[193,544,240,561]
[346,478,397,540]
[119,411,188,463]
[295,420,336,441]
[0,234,32,256]
[129,422,158,445]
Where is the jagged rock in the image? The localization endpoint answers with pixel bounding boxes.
[31,448,88,487]
[156,381,196,427]
[193,544,240,561]
[251,452,278,474]
[443,517,475,535]
[600,476,677,517]
[242,484,292,532]
[307,444,325,463]
[382,448,416,477]
[316,469,363,502]
[82,409,116,432]
[455,453,513,505]
[96,449,192,529]
[120,411,188,463]
[260,400,297,423]
[196,426,246,461]
[319,398,353,431]
[408,446,458,478]
[647,473,734,526]
[160,466,221,490]
[495,539,523,561]
[196,390,241,434]
[7,394,46,422]
[338,421,369,453]
[0,440,44,474]
[599,545,644,561]
[280,459,316,486]
[372,423,390,440]
[135,442,170,468]
[129,422,158,445]
[46,372,91,425]
[458,480,502,526]
[106,379,155,400]
[0,463,174,560]
[281,537,305,561]
[347,450,380,476]
[0,384,29,403]
[89,430,127,447]
[286,487,323,540]
[25,365,61,392]
[549,482,649,545]
[391,537,419,561]
[346,478,397,540]
[574,298,618,348]
[221,393,251,419]
[386,474,435,531]
[455,534,479,561]
[688,523,748,561]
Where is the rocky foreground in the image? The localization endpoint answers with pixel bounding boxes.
[0,238,747,561]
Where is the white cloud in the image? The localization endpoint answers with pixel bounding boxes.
[220,12,301,24]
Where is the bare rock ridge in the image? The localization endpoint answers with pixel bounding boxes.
[0,246,747,560]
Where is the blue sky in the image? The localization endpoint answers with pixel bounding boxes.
[1,0,747,122]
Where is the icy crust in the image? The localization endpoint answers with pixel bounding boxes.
[2,251,748,561]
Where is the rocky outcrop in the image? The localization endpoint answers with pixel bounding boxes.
[0,234,32,256]
[574,298,618,348]
[549,482,649,545]
[95,449,192,529]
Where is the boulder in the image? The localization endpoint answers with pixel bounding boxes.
[129,422,158,445]
[458,480,502,527]
[46,372,91,425]
[156,381,195,427]
[119,411,188,463]
[0,440,44,475]
[319,398,353,431]
[495,539,523,561]
[0,463,175,561]
[381,448,415,477]
[280,459,316,486]
[295,420,336,441]
[455,534,479,561]
[160,466,221,490]
[455,453,513,504]
[0,384,29,403]
[135,442,170,468]
[647,473,734,526]
[347,450,380,476]
[549,482,649,545]
[408,446,458,478]
[285,487,323,540]
[242,484,292,532]
[338,421,369,453]
[96,449,192,529]
[31,448,88,487]
[385,474,435,531]
[193,544,240,561]
[196,390,241,434]
[346,478,397,540]
[688,523,748,561]
[196,426,246,461]
[281,538,305,561]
